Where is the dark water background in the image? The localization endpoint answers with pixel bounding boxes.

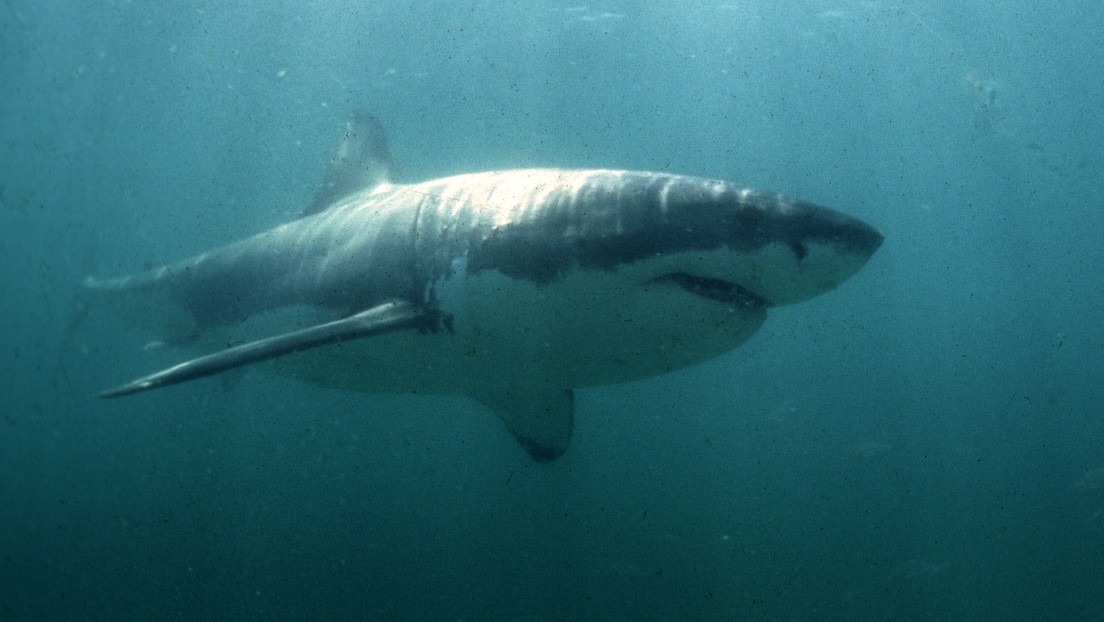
[3,2,1103,620]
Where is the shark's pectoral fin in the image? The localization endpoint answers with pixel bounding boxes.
[477,386,574,462]
[100,300,430,398]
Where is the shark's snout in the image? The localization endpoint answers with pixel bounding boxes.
[735,201,883,307]
[836,213,884,260]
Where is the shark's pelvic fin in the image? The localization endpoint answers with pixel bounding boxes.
[477,386,575,462]
[303,110,396,217]
[99,300,428,398]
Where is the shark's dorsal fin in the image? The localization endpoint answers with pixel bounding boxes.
[303,110,395,217]
[99,301,428,398]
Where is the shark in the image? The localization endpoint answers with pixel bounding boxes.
[86,111,883,461]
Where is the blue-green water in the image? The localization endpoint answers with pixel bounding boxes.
[3,2,1102,619]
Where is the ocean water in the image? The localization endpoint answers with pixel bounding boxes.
[2,1,1102,620]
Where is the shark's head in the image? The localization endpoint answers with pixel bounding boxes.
[449,170,883,387]
[468,170,883,311]
[636,177,885,309]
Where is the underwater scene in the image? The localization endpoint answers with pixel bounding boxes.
[2,1,1102,620]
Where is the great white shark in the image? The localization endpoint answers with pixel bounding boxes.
[86,111,883,461]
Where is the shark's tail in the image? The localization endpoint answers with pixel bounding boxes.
[82,268,200,344]
[82,265,177,293]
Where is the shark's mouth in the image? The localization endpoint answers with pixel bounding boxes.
[653,272,770,310]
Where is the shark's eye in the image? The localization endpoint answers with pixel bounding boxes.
[790,242,808,262]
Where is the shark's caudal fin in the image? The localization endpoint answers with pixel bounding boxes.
[82,271,201,342]
[303,110,396,217]
[99,301,429,398]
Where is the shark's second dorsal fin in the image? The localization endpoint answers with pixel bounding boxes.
[303,110,395,217]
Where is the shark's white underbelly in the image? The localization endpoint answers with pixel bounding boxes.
[268,257,766,397]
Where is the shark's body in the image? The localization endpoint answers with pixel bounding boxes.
[87,112,883,460]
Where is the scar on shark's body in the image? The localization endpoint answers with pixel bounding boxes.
[85,111,883,461]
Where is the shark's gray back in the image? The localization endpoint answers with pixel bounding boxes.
[89,165,877,341]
